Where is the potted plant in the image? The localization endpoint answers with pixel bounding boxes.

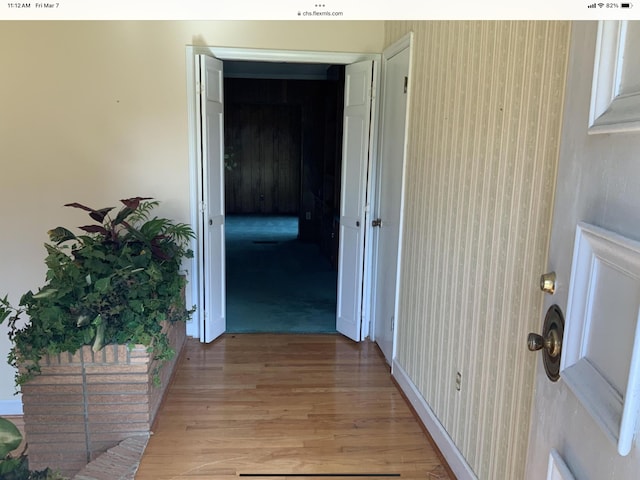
[0,197,194,476]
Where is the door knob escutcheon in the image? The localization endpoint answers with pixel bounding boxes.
[528,304,565,382]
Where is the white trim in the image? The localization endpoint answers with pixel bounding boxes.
[206,46,378,65]
[546,450,576,480]
[392,359,477,480]
[383,31,414,59]
[185,46,202,339]
[588,21,640,134]
[390,32,413,361]
[0,399,23,416]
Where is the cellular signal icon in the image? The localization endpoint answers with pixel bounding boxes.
[587,2,596,6]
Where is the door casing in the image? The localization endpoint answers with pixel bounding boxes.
[185,46,381,341]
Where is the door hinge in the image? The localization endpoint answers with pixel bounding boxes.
[199,201,207,213]
[196,81,203,96]
[404,76,408,94]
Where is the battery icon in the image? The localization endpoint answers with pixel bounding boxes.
[621,2,630,6]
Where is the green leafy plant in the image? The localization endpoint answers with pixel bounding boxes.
[0,417,66,480]
[0,197,194,386]
[0,416,22,459]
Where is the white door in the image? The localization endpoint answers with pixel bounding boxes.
[525,22,640,479]
[336,60,374,342]
[371,43,410,364]
[196,54,226,343]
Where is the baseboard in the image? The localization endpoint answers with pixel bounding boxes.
[392,359,477,480]
[0,398,23,416]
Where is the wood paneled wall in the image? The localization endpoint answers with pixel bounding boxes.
[224,77,343,253]
[224,104,301,214]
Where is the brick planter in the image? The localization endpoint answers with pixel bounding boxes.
[19,321,185,478]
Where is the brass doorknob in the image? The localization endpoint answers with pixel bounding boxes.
[527,329,561,358]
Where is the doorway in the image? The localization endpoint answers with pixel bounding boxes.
[186,47,380,344]
[222,68,344,333]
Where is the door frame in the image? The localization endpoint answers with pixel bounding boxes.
[185,46,381,340]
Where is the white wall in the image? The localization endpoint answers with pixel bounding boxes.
[0,20,384,410]
[525,21,640,480]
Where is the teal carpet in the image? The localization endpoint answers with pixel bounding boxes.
[225,215,338,333]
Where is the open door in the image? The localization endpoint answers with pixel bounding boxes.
[336,60,374,342]
[196,54,226,343]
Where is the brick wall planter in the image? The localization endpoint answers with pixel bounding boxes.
[19,320,186,478]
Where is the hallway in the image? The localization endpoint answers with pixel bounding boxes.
[135,335,452,479]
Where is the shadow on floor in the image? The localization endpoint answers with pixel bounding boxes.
[225,215,337,333]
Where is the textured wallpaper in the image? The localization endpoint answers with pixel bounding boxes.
[384,21,570,479]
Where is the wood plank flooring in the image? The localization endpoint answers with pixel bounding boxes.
[135,334,452,480]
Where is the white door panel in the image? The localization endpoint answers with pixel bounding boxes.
[336,60,374,342]
[197,54,226,343]
[372,44,410,364]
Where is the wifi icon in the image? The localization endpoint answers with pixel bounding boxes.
[598,2,605,5]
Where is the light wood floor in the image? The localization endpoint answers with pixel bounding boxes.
[135,334,453,480]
